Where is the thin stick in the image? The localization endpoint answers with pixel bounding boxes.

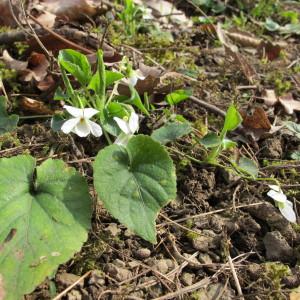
[228,255,244,299]
[159,202,264,225]
[152,277,211,300]
[189,95,226,117]
[28,14,94,54]
[52,271,91,300]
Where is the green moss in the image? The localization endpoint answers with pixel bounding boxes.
[186,231,199,240]
[0,132,20,150]
[263,262,291,298]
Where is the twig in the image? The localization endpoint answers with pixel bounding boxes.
[189,95,226,117]
[52,271,91,300]
[152,277,211,300]
[28,14,94,54]
[228,255,244,299]
[159,202,264,225]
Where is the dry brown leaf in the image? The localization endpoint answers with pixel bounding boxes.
[262,89,278,106]
[37,0,98,21]
[241,107,272,140]
[2,50,28,71]
[257,41,281,61]
[37,74,56,91]
[118,63,163,96]
[278,93,300,115]
[19,97,53,115]
[21,52,49,82]
[31,6,57,28]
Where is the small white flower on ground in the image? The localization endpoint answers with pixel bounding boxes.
[61,105,102,137]
[267,185,296,223]
[113,111,139,146]
[123,69,145,87]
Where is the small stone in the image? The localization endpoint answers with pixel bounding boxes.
[192,230,219,252]
[104,223,121,237]
[263,231,293,262]
[183,253,200,266]
[247,263,262,280]
[88,270,105,286]
[154,259,169,274]
[128,261,140,268]
[181,272,194,286]
[81,289,93,300]
[261,138,282,159]
[124,228,134,237]
[198,253,213,265]
[135,248,151,259]
[56,273,83,288]
[67,290,82,300]
[113,259,126,268]
[105,263,132,282]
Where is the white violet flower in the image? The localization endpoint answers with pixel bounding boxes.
[113,111,139,146]
[124,69,145,87]
[267,185,296,223]
[61,105,103,138]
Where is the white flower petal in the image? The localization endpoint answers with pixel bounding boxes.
[129,111,139,133]
[114,133,131,146]
[268,185,281,192]
[279,201,296,223]
[61,117,80,134]
[136,69,146,80]
[88,120,103,137]
[114,117,130,134]
[83,108,99,119]
[129,75,138,87]
[64,105,83,118]
[267,189,287,203]
[73,119,91,137]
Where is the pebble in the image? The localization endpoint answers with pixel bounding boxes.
[135,248,151,259]
[88,270,105,286]
[67,290,82,300]
[263,231,293,262]
[56,273,83,288]
[181,272,194,286]
[105,263,132,282]
[104,223,121,237]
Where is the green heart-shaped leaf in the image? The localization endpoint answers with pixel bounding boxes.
[58,49,91,86]
[93,135,176,243]
[152,122,192,145]
[0,155,92,300]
